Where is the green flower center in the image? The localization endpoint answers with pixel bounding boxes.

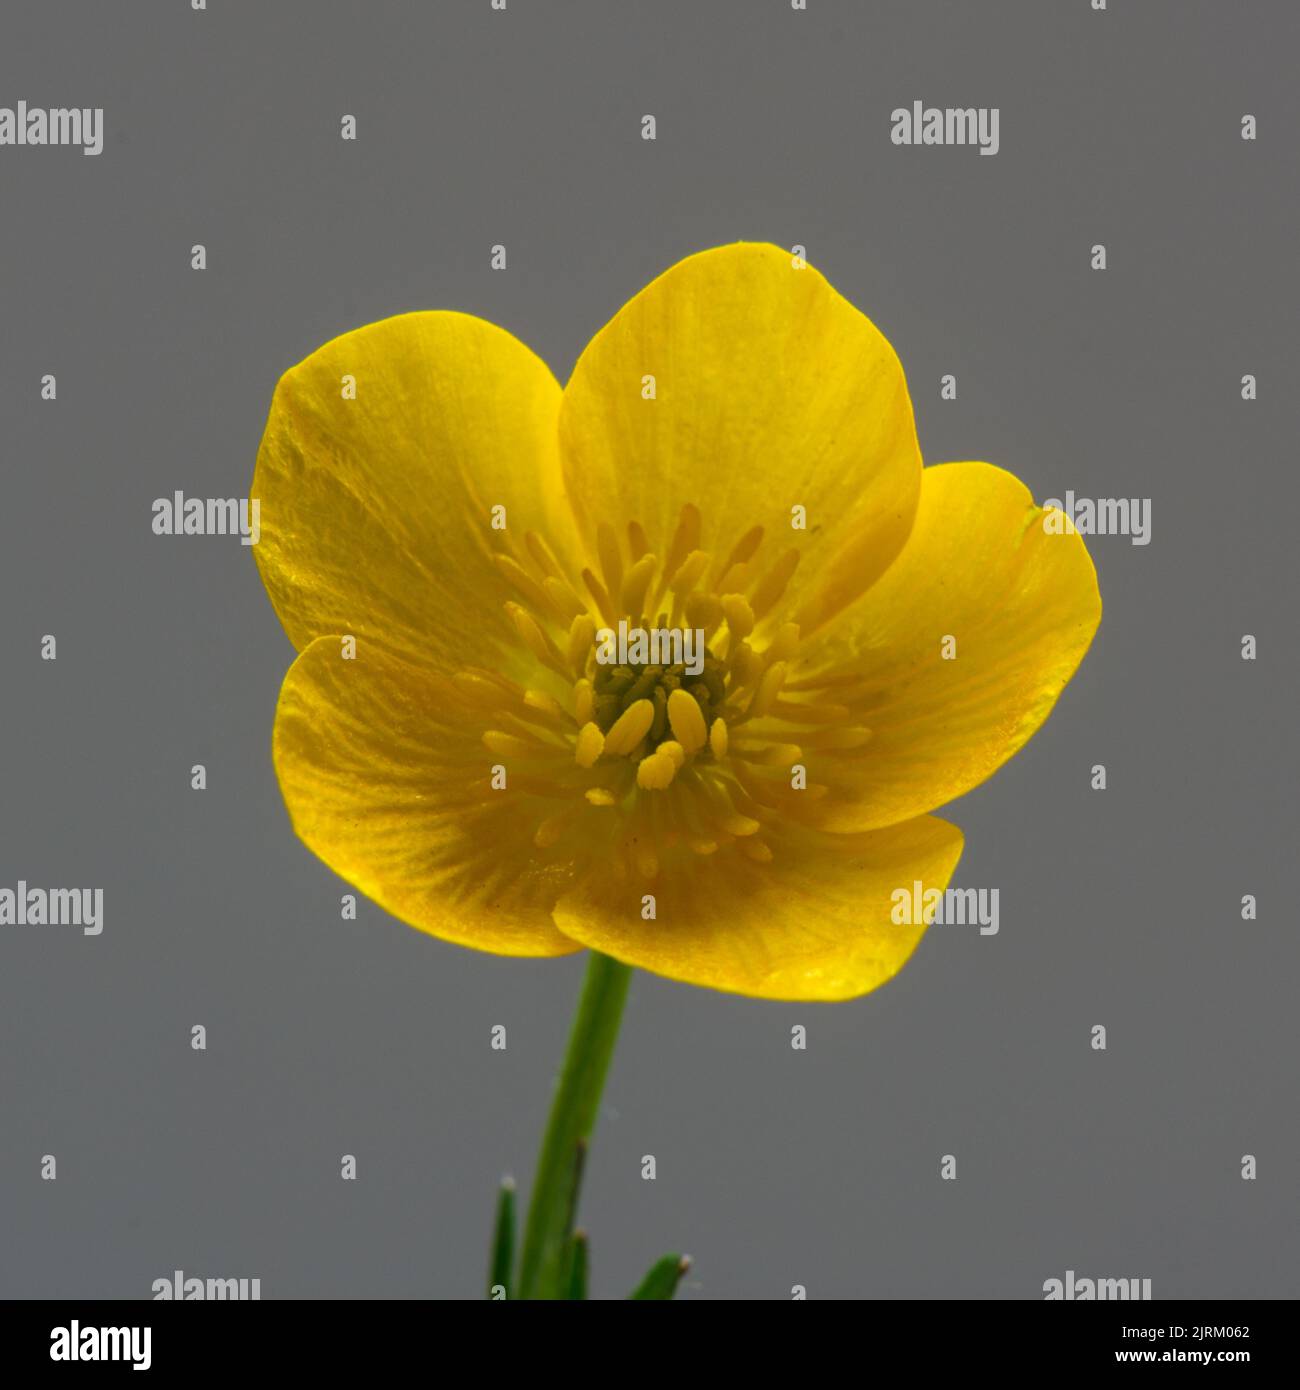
[592,653,727,752]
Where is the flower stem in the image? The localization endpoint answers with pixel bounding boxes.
[516,950,632,1299]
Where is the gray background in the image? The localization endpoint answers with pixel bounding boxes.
[1,0,1296,1300]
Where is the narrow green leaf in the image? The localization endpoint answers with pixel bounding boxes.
[564,1231,589,1301]
[563,1139,588,1241]
[629,1253,690,1300]
[487,1177,515,1299]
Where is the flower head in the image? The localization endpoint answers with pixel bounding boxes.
[251,244,1099,1000]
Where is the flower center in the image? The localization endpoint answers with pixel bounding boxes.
[463,503,870,877]
[592,652,723,747]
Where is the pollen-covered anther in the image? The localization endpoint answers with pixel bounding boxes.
[720,593,755,640]
[658,740,686,770]
[603,698,655,756]
[666,688,707,753]
[636,749,678,790]
[574,721,605,768]
[709,717,728,758]
[566,614,596,676]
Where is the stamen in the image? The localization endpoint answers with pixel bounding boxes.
[467,501,868,877]
[484,730,543,759]
[767,698,851,725]
[720,594,755,639]
[452,671,516,708]
[506,602,567,676]
[581,568,618,627]
[566,614,596,676]
[728,641,762,689]
[619,553,657,619]
[748,661,787,718]
[750,548,800,621]
[730,740,803,765]
[662,503,702,590]
[683,592,723,637]
[658,740,687,770]
[667,688,707,753]
[716,524,764,584]
[573,678,594,725]
[544,575,588,622]
[523,689,569,725]
[603,698,655,756]
[717,561,753,594]
[709,718,728,758]
[495,553,560,620]
[637,750,678,790]
[524,530,563,579]
[574,722,605,767]
[669,549,709,597]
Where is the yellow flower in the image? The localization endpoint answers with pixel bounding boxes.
[251,243,1099,1002]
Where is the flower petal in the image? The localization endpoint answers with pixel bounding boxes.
[252,311,571,671]
[273,636,582,957]
[558,243,922,636]
[793,462,1101,831]
[551,817,964,1001]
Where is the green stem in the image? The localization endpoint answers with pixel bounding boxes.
[516,950,632,1299]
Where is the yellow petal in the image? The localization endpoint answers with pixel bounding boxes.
[273,637,581,957]
[251,311,572,672]
[558,243,922,636]
[552,816,964,1001]
[798,462,1101,831]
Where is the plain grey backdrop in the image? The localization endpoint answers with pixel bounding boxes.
[1,0,1296,1299]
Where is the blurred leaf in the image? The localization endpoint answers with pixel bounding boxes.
[629,1253,690,1300]
[564,1231,589,1301]
[487,1178,515,1299]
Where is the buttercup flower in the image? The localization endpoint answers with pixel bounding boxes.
[252,243,1099,1002]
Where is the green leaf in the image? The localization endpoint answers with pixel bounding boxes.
[487,1177,515,1299]
[629,1253,690,1300]
[564,1231,589,1301]
[563,1139,588,1241]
